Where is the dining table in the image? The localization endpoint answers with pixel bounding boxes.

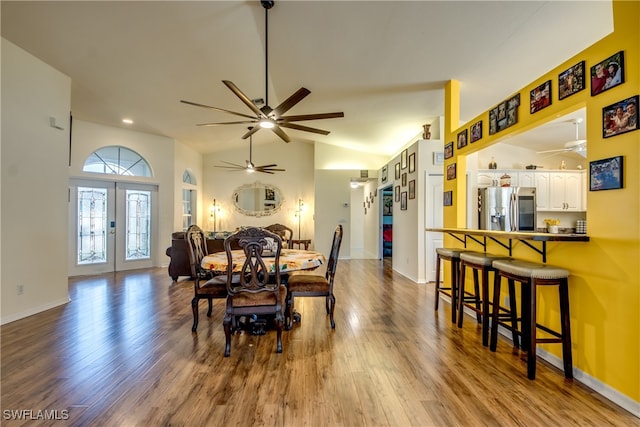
[201,248,326,333]
[201,248,326,275]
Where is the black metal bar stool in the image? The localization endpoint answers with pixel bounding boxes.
[457,251,511,346]
[490,259,573,380]
[434,248,466,323]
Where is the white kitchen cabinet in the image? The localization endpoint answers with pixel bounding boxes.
[534,172,550,210]
[518,171,536,188]
[548,171,584,211]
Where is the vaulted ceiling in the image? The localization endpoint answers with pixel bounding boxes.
[1,1,612,156]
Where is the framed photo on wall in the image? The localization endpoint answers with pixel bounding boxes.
[408,153,416,173]
[591,51,625,96]
[401,149,408,169]
[457,129,468,149]
[530,80,552,114]
[401,172,407,187]
[446,163,456,180]
[603,95,638,138]
[590,156,623,191]
[408,180,415,199]
[470,121,482,142]
[443,191,453,206]
[395,185,400,202]
[395,163,401,179]
[559,60,585,100]
[444,142,454,159]
[400,191,407,210]
[381,165,388,184]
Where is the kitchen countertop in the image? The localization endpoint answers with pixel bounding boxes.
[426,227,589,262]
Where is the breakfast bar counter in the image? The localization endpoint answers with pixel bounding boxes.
[426,227,589,262]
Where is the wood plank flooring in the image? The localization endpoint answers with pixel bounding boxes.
[1,259,636,426]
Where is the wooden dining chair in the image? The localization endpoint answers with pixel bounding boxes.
[264,223,293,248]
[222,227,287,357]
[285,224,343,329]
[185,225,227,332]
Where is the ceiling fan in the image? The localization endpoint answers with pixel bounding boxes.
[215,128,285,174]
[181,0,344,143]
[537,118,587,157]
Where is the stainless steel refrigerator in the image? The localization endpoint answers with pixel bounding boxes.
[477,187,537,231]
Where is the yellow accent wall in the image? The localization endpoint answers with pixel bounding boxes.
[444,1,639,404]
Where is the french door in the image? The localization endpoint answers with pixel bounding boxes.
[68,179,157,276]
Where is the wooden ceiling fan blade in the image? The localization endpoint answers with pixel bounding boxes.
[219,160,246,168]
[271,125,291,142]
[255,169,275,174]
[180,100,257,120]
[279,122,330,135]
[197,120,257,127]
[222,80,265,118]
[255,164,278,168]
[261,167,286,172]
[279,112,344,122]
[241,126,261,140]
[271,87,311,117]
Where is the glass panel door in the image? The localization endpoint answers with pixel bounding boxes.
[69,179,157,276]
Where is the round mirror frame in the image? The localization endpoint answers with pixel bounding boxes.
[231,181,284,217]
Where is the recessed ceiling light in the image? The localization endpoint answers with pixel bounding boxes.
[122,118,133,124]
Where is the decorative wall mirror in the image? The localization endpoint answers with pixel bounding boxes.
[232,182,283,217]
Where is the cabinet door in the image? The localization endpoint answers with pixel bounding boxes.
[564,172,582,211]
[535,172,550,210]
[477,171,498,187]
[518,172,535,188]
[549,173,566,211]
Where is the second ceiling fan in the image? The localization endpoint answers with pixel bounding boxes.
[181,1,344,143]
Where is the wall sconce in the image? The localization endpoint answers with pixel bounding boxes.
[210,198,221,232]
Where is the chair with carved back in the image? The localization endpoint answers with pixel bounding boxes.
[264,223,293,248]
[285,224,343,329]
[185,225,227,332]
[222,227,287,357]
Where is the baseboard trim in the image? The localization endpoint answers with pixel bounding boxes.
[1,297,70,325]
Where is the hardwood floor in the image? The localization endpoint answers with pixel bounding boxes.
[1,259,636,426]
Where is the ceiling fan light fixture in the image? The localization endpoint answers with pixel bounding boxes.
[259,119,274,129]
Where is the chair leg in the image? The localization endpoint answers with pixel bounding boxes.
[275,312,283,353]
[490,273,502,352]
[191,297,199,332]
[284,294,294,330]
[223,312,232,357]
[207,298,213,317]
[329,294,336,328]
[508,279,519,348]
[525,280,537,380]
[457,262,467,328]
[434,255,442,311]
[451,259,459,324]
[559,279,573,379]
[481,268,490,346]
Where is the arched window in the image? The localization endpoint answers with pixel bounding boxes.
[183,170,196,185]
[83,146,152,177]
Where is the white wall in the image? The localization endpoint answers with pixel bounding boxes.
[314,169,352,259]
[68,120,178,268]
[1,38,71,323]
[203,141,315,242]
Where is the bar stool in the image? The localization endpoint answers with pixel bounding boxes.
[434,247,466,323]
[457,251,511,347]
[490,259,573,380]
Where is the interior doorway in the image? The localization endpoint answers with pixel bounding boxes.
[381,186,393,258]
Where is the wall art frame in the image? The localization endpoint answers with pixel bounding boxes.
[408,152,416,173]
[470,121,482,142]
[558,60,585,100]
[530,80,552,114]
[591,51,625,96]
[590,155,623,191]
[443,190,453,206]
[446,163,456,180]
[457,129,468,149]
[444,142,454,159]
[408,180,415,199]
[603,95,638,138]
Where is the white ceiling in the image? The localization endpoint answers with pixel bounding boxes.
[1,1,612,156]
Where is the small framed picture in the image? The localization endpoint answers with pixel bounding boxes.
[400,191,407,210]
[559,60,585,100]
[408,180,415,199]
[444,142,454,159]
[395,185,400,202]
[603,95,638,138]
[401,149,408,169]
[446,163,456,180]
[395,163,401,179]
[443,190,453,206]
[381,165,388,184]
[590,156,623,191]
[530,80,552,114]
[470,121,482,143]
[401,172,407,187]
[408,153,416,173]
[265,188,275,201]
[591,51,624,96]
[433,152,444,165]
[457,129,468,149]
